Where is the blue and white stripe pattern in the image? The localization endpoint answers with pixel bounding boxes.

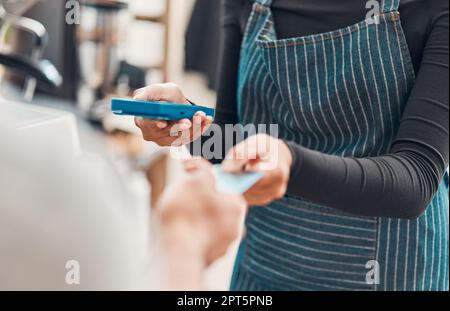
[231,0,449,291]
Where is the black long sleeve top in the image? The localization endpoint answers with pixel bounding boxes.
[210,0,449,219]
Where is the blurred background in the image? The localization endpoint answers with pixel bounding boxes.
[0,0,236,290]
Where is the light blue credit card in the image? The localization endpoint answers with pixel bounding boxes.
[213,165,264,195]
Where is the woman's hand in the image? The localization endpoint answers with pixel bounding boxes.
[133,83,213,146]
[222,134,293,206]
[157,161,246,267]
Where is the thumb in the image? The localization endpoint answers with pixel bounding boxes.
[222,145,261,173]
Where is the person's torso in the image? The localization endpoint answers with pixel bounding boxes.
[231,0,449,291]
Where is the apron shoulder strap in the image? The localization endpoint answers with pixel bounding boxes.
[254,0,273,7]
[381,0,400,13]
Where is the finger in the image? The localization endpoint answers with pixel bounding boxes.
[223,136,276,173]
[222,157,251,174]
[157,135,183,147]
[191,112,206,137]
[243,193,271,206]
[243,186,276,205]
[243,157,276,172]
[133,84,188,104]
[150,130,182,140]
[155,120,168,129]
[135,117,168,130]
[242,179,271,197]
[193,111,206,126]
[222,143,261,173]
[183,158,212,173]
[178,133,194,146]
[133,88,146,97]
[133,85,165,101]
[135,117,143,128]
[183,161,200,173]
[167,119,192,129]
[243,177,286,204]
[244,185,273,199]
[169,119,192,135]
[201,115,213,134]
[133,89,151,101]
[177,119,192,131]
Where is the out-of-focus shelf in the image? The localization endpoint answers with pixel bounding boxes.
[77,30,120,44]
[134,14,166,24]
[140,64,164,71]
[131,0,171,83]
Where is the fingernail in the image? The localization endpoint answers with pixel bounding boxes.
[156,122,167,129]
[221,162,231,171]
[133,92,143,99]
[135,117,144,126]
[180,123,191,130]
[206,116,213,121]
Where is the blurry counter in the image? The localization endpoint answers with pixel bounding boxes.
[0,100,156,265]
[0,100,81,157]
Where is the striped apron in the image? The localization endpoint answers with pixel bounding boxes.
[231,0,449,291]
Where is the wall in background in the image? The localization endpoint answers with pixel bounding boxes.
[124,0,195,83]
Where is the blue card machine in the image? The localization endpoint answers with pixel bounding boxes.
[111,98,215,121]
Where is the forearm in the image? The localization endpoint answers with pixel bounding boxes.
[286,143,446,219]
[160,222,206,291]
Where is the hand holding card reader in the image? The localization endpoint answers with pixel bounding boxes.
[111,98,215,121]
[112,98,261,195]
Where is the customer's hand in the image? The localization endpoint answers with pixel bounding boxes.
[157,161,246,267]
[133,83,213,146]
[222,134,293,206]
[182,157,214,173]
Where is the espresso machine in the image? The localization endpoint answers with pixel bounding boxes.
[0,0,62,101]
[77,0,131,121]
